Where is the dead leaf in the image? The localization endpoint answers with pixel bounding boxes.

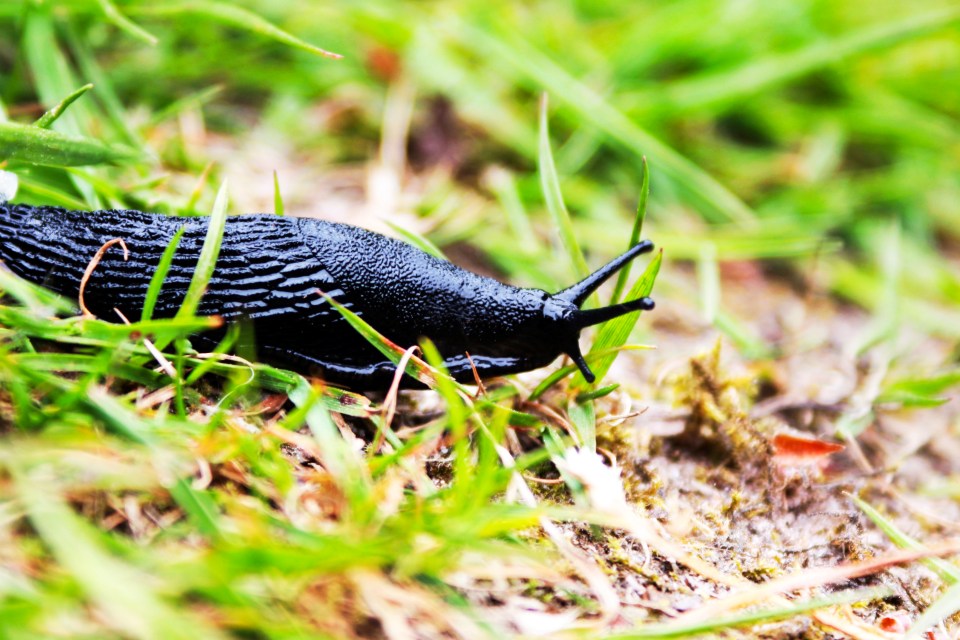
[772,432,845,464]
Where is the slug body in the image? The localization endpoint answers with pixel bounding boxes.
[0,204,655,390]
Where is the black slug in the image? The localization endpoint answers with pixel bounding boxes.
[0,203,655,390]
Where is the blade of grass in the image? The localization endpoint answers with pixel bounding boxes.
[419,339,472,494]
[95,0,158,45]
[142,225,187,321]
[483,167,538,254]
[0,121,139,167]
[713,311,772,360]
[384,221,446,260]
[697,241,720,324]
[10,464,228,640]
[852,495,960,584]
[650,6,960,114]
[146,85,224,128]
[455,22,756,225]
[167,478,223,541]
[33,84,94,129]
[12,352,166,387]
[287,378,371,506]
[0,266,74,316]
[576,383,619,403]
[319,291,436,386]
[174,179,228,321]
[132,1,342,59]
[539,94,589,281]
[879,369,960,408]
[21,8,102,206]
[907,580,960,640]
[63,22,142,148]
[320,291,540,426]
[14,173,89,209]
[610,158,649,304]
[568,400,596,452]
[273,170,284,216]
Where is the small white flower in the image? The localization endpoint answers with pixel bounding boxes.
[554,447,629,513]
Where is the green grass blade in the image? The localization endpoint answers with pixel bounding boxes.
[0,266,74,316]
[320,294,403,365]
[10,466,227,640]
[654,6,960,114]
[21,7,102,206]
[273,170,284,216]
[0,121,138,167]
[575,383,619,403]
[419,339,471,489]
[142,225,187,322]
[697,241,720,325]
[33,83,94,129]
[13,174,88,208]
[167,478,223,541]
[133,1,342,59]
[483,167,538,254]
[146,85,223,128]
[610,158,649,305]
[907,580,960,640]
[95,0,158,45]
[568,399,595,452]
[319,290,436,386]
[457,23,756,225]
[12,352,166,386]
[63,22,143,148]
[288,378,371,506]
[384,221,446,260]
[879,369,960,408]
[175,180,228,321]
[539,95,589,280]
[852,495,960,584]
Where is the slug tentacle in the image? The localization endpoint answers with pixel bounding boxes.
[555,239,654,306]
[0,203,657,391]
[573,296,656,329]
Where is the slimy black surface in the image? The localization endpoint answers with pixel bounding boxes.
[0,204,654,390]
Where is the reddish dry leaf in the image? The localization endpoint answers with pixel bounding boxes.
[772,432,845,464]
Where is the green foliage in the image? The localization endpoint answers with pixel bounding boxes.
[0,121,139,166]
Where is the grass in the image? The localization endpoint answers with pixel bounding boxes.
[2,0,960,637]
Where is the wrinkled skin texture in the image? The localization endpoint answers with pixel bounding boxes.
[0,204,589,390]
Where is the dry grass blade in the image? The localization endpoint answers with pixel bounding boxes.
[79,237,129,318]
[113,307,177,379]
[676,541,960,623]
[378,345,422,452]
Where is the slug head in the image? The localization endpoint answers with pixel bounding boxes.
[544,240,656,383]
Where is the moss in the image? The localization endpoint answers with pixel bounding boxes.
[671,340,773,470]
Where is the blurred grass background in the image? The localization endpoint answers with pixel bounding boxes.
[1,0,960,637]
